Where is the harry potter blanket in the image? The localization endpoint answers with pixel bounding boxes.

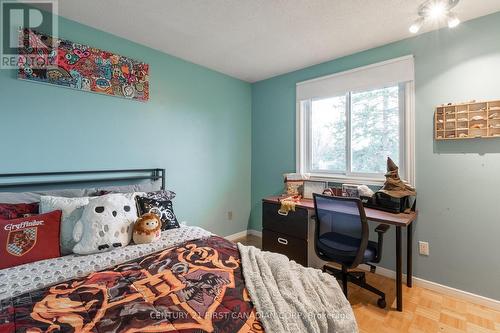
[0,236,263,333]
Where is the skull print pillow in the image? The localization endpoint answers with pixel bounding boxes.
[72,194,138,255]
[136,196,179,230]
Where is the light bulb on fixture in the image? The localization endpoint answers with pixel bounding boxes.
[409,18,424,34]
[427,1,447,20]
[447,12,460,28]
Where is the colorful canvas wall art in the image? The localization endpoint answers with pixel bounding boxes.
[18,29,149,101]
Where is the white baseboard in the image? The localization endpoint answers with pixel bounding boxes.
[358,264,500,311]
[224,230,249,241]
[248,229,262,237]
[224,229,262,241]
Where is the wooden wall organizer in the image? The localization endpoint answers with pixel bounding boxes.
[435,100,500,140]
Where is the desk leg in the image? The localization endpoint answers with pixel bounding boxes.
[407,223,413,288]
[396,226,403,311]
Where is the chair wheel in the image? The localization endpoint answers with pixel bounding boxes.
[377,298,386,308]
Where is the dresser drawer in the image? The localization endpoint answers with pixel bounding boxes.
[262,229,307,266]
[262,202,308,239]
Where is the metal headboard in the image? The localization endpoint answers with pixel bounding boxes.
[0,168,165,190]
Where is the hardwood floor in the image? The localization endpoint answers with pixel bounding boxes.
[235,234,262,248]
[234,235,500,333]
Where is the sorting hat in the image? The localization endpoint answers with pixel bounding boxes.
[377,157,416,198]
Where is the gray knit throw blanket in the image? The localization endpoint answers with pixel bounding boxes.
[238,243,358,333]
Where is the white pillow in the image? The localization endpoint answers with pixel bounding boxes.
[40,196,90,255]
[72,194,138,255]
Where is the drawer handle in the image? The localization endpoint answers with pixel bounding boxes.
[277,210,289,216]
[277,237,288,245]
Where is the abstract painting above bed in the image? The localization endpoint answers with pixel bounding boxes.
[17,28,149,101]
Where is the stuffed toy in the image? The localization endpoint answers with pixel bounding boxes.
[72,194,138,255]
[278,195,301,216]
[132,213,162,244]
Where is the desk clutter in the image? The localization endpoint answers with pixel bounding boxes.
[282,157,416,214]
[435,99,500,140]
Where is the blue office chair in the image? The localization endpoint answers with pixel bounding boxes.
[313,193,389,308]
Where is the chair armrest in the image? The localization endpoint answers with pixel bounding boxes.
[375,224,390,234]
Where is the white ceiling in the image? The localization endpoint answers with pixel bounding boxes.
[50,0,500,82]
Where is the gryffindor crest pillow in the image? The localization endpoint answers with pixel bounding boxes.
[0,210,62,270]
[72,194,138,255]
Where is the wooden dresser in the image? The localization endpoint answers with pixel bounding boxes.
[261,200,310,266]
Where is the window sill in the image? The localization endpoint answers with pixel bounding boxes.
[305,173,386,186]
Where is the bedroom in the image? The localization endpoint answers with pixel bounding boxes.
[0,0,499,332]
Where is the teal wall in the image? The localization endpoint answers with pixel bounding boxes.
[251,12,500,300]
[3,4,500,301]
[0,13,252,237]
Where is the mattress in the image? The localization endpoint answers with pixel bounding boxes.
[0,232,264,332]
[0,225,357,333]
[0,226,211,301]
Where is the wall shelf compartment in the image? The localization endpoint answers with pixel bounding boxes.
[435,100,500,140]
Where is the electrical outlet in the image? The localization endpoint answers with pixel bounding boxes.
[227,211,233,221]
[419,241,429,256]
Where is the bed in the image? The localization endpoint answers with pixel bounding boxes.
[0,169,357,333]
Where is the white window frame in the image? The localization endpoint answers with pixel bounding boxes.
[296,57,415,186]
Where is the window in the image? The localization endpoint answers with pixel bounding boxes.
[297,56,415,184]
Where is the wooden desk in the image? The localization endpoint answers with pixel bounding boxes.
[262,196,417,312]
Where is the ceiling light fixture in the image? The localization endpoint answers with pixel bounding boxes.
[409,0,461,34]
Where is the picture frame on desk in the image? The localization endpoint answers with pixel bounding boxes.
[342,184,359,198]
[303,181,327,199]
